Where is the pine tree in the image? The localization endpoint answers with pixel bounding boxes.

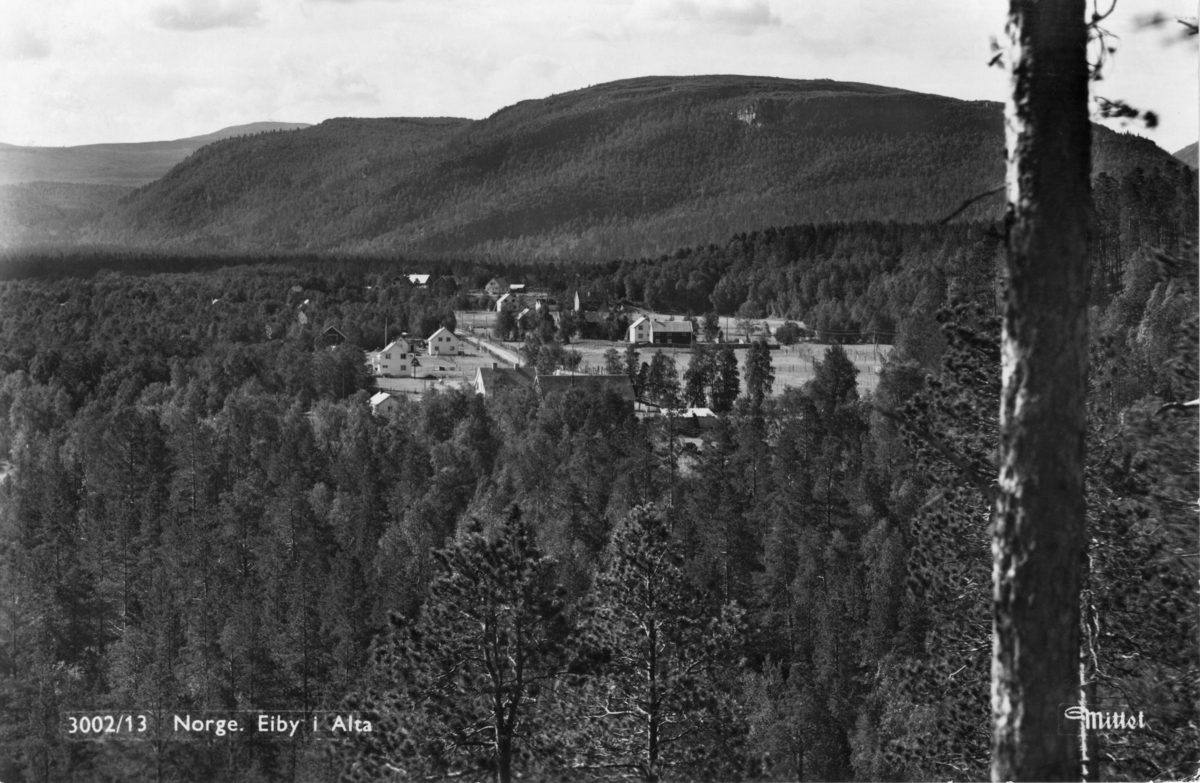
[683,344,713,408]
[807,343,859,417]
[710,346,740,413]
[646,350,681,407]
[346,506,571,783]
[604,347,623,374]
[572,505,753,781]
[743,339,775,408]
[494,308,517,341]
[624,345,642,394]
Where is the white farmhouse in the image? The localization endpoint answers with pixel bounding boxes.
[427,327,464,356]
[369,337,416,377]
[628,316,652,343]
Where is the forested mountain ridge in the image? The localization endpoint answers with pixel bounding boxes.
[12,75,1182,260]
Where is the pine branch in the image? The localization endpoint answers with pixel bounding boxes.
[937,185,1004,224]
[871,402,996,497]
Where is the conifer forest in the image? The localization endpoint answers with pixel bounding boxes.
[0,162,1197,781]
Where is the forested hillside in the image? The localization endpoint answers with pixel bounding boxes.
[571,159,1195,337]
[1,194,1196,779]
[4,76,1181,261]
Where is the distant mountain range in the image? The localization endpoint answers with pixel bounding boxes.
[0,122,312,186]
[0,77,1189,259]
[1174,142,1198,169]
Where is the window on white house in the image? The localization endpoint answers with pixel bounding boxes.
[385,353,391,359]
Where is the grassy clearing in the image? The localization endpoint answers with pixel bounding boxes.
[455,310,892,397]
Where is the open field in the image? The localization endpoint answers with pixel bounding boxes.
[562,339,892,396]
[454,310,892,396]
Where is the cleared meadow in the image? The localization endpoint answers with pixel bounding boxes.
[455,310,892,396]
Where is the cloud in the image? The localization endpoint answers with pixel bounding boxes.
[320,63,380,104]
[151,0,265,30]
[627,0,781,34]
[1,26,51,60]
[675,0,779,28]
[273,56,380,106]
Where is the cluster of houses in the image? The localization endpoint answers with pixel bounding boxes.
[391,275,700,348]
[365,327,465,378]
[359,276,717,425]
[489,277,561,323]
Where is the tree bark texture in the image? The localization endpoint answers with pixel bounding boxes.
[994,1,1090,781]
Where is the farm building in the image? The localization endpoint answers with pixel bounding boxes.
[627,317,694,345]
[321,325,347,345]
[574,291,603,312]
[369,391,403,415]
[432,276,459,295]
[496,293,525,312]
[485,277,510,296]
[474,366,536,396]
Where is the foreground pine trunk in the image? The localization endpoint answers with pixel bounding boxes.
[994,1,1090,780]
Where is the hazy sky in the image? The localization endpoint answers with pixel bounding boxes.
[2,0,1196,152]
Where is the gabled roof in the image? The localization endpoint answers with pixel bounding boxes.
[536,373,636,402]
[629,316,649,329]
[476,367,536,394]
[654,319,694,333]
[369,391,394,406]
[408,274,430,285]
[381,338,411,353]
[428,326,458,340]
